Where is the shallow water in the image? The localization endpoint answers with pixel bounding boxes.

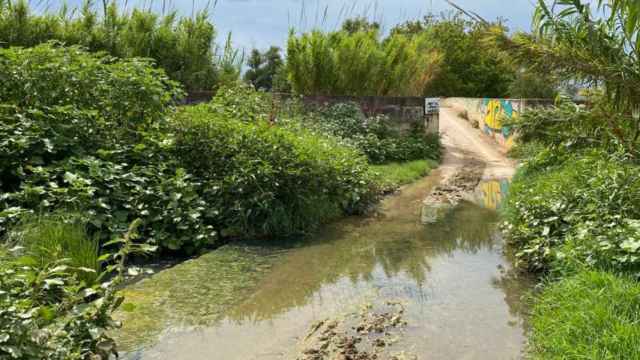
[121,173,531,360]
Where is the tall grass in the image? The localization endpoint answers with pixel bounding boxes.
[529,271,640,359]
[9,214,101,284]
[286,28,442,96]
[0,0,239,91]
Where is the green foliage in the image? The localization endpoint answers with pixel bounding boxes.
[0,220,150,360]
[6,157,215,254]
[311,103,441,164]
[243,46,284,91]
[505,98,630,154]
[0,0,233,91]
[0,44,182,127]
[6,214,101,285]
[507,68,559,99]
[286,28,442,96]
[0,44,213,254]
[206,83,272,122]
[504,150,640,274]
[371,160,437,190]
[529,271,640,360]
[341,17,381,34]
[392,14,516,98]
[492,0,640,150]
[172,98,378,237]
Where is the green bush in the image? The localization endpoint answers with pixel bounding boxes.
[0,259,120,360]
[3,157,215,254]
[0,44,182,130]
[504,150,640,274]
[0,0,224,91]
[172,103,378,237]
[313,103,441,164]
[0,220,152,360]
[529,271,640,359]
[0,47,385,255]
[505,100,629,153]
[0,44,213,254]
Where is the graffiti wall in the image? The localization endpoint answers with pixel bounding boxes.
[442,97,552,151]
[481,99,521,149]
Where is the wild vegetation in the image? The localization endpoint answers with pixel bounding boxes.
[0,219,153,360]
[0,12,442,352]
[286,14,558,99]
[0,0,242,91]
[309,103,441,164]
[243,46,287,91]
[286,28,443,96]
[498,1,640,358]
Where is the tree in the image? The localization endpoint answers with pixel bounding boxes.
[243,46,284,91]
[389,14,515,98]
[341,17,381,34]
[489,0,640,151]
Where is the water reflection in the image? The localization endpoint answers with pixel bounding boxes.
[476,178,511,210]
[122,173,531,360]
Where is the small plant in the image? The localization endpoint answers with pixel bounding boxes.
[459,109,469,121]
[7,214,101,285]
[0,219,152,360]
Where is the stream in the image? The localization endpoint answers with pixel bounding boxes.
[119,171,531,360]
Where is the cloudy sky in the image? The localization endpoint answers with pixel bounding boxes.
[60,0,538,51]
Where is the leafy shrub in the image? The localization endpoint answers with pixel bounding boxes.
[0,220,152,360]
[529,271,640,359]
[172,103,378,237]
[0,259,120,360]
[505,100,629,153]
[313,103,441,164]
[3,157,215,254]
[503,150,640,273]
[0,44,218,254]
[0,104,107,192]
[0,44,183,132]
[206,83,272,122]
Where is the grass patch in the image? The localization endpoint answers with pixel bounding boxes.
[529,270,640,359]
[8,214,101,284]
[372,160,437,189]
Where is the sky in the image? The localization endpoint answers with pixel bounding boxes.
[58,0,539,51]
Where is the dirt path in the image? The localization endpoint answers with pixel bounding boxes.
[437,107,515,181]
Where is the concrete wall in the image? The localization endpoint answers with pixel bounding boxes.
[443,97,552,151]
[298,95,438,134]
[183,91,439,135]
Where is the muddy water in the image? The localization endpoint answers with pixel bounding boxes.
[121,172,531,360]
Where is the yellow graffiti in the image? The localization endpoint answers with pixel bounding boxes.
[482,99,518,150]
[484,99,504,131]
[480,180,508,210]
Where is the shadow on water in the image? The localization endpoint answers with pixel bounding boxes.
[120,174,532,360]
